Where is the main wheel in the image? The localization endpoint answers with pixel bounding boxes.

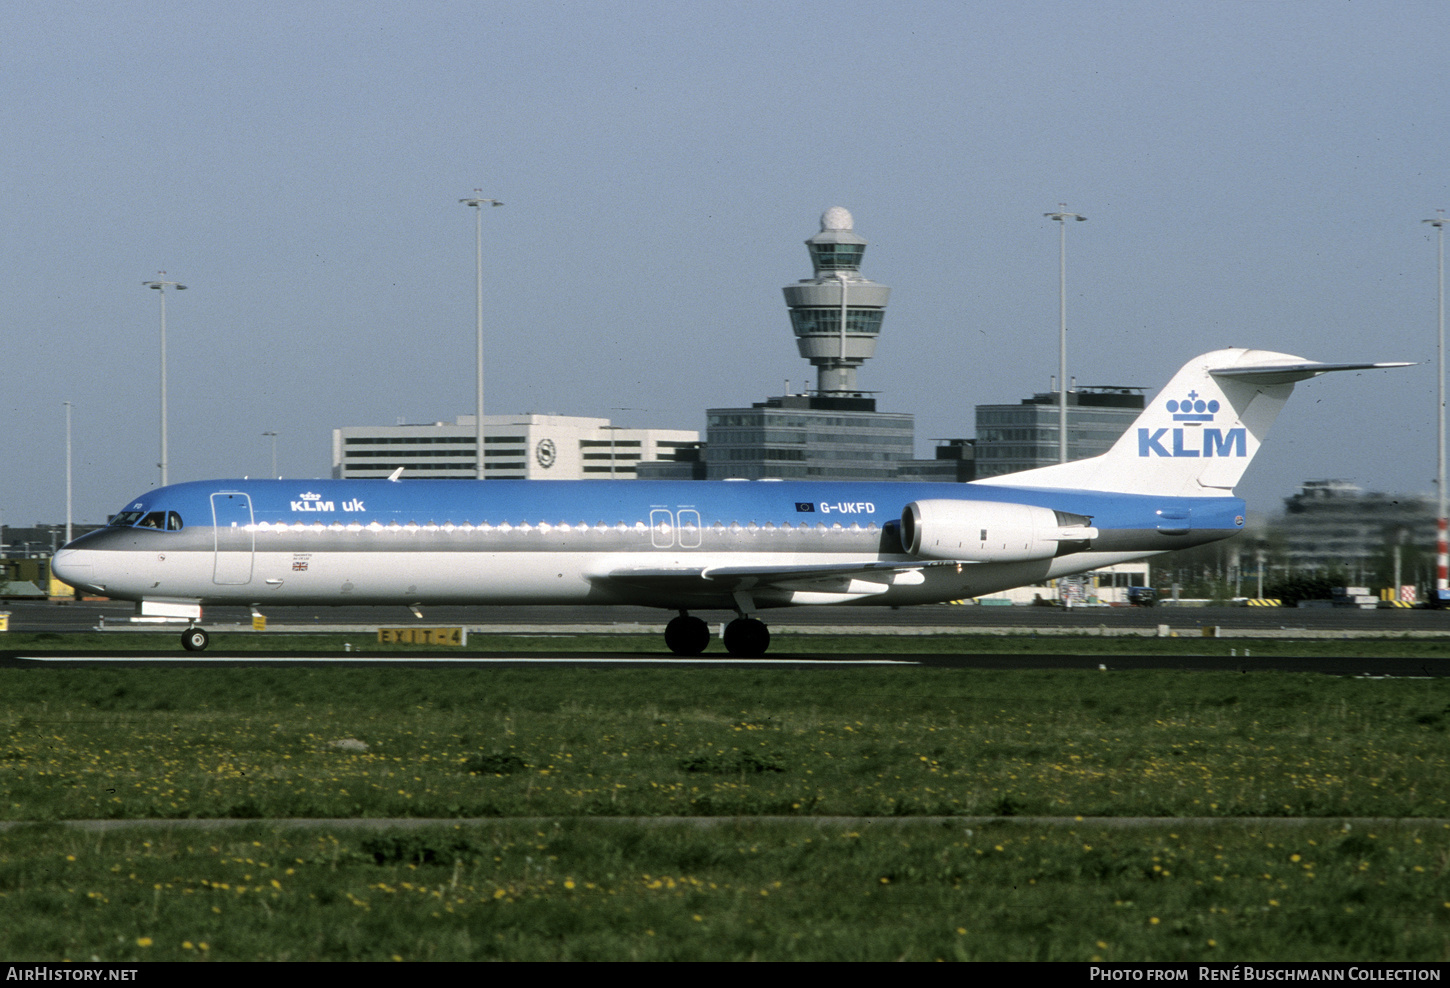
[664,615,711,656]
[722,617,770,657]
[181,627,210,652]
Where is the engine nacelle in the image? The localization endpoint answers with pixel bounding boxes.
[900,499,1097,562]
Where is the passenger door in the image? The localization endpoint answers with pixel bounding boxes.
[211,492,255,585]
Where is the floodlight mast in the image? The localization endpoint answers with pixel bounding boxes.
[142,274,186,488]
[1425,210,1448,601]
[460,191,504,480]
[1045,207,1086,464]
[263,431,279,479]
[64,401,73,545]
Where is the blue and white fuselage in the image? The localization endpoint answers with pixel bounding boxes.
[51,349,1407,655]
[52,477,1243,609]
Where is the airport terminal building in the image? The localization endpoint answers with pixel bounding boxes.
[332,414,699,481]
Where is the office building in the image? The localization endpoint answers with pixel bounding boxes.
[1272,480,1436,582]
[332,414,698,480]
[973,386,1145,478]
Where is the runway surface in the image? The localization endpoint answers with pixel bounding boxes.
[4,599,1449,675]
[7,598,1450,634]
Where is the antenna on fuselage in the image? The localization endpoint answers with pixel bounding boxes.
[388,467,405,482]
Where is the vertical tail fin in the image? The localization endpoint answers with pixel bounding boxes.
[973,348,1409,497]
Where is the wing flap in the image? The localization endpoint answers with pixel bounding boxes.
[596,559,957,597]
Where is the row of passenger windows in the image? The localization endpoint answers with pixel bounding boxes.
[104,512,883,534]
[247,519,882,533]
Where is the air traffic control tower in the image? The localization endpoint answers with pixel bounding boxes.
[670,208,922,481]
[783,206,891,396]
[635,207,972,481]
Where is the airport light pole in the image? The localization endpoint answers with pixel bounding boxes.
[64,401,73,546]
[1425,210,1448,601]
[460,191,504,480]
[1045,206,1086,463]
[263,431,279,479]
[142,273,186,488]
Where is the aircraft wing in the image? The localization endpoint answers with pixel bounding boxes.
[597,558,961,597]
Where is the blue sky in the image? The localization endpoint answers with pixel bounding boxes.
[4,0,1447,528]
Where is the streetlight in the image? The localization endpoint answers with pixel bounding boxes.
[142,273,186,487]
[263,431,279,479]
[1424,210,1448,604]
[460,191,504,480]
[1045,206,1086,463]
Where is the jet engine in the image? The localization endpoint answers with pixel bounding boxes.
[900,499,1097,562]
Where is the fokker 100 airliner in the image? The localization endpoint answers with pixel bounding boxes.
[52,349,1407,655]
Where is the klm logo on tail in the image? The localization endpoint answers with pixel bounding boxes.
[1138,391,1246,459]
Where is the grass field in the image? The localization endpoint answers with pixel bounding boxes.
[2,634,1448,960]
[4,818,1448,961]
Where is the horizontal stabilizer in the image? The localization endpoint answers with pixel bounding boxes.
[1210,360,1413,386]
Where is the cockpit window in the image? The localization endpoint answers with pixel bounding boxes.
[109,510,183,530]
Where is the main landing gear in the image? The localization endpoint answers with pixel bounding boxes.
[181,627,210,652]
[663,611,772,658]
[722,616,770,657]
[664,613,710,656]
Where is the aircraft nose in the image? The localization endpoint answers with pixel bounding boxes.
[52,548,97,594]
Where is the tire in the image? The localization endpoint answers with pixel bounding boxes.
[722,617,770,657]
[181,628,210,652]
[664,615,711,656]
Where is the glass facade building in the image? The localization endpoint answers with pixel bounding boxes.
[973,387,1146,478]
[702,394,915,481]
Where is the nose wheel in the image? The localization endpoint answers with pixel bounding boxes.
[181,627,210,652]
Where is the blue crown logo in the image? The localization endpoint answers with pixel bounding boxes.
[1165,391,1219,422]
